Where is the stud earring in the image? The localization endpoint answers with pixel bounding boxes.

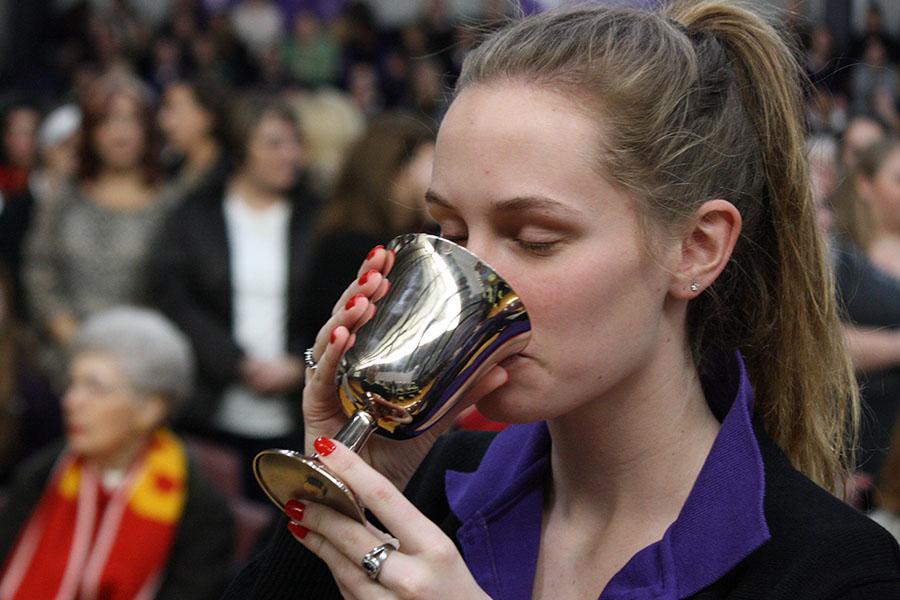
[690,281,700,292]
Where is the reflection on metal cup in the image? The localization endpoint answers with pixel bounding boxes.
[254,233,531,521]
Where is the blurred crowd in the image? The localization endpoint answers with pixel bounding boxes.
[4,0,900,597]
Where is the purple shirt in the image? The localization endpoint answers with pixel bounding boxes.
[445,352,771,599]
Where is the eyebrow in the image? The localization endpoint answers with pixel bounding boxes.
[425,190,582,217]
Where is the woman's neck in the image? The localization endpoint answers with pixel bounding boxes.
[185,138,221,176]
[532,339,721,600]
[84,168,155,210]
[545,339,720,529]
[230,173,286,210]
[86,436,149,476]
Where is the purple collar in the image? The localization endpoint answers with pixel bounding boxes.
[446,351,770,599]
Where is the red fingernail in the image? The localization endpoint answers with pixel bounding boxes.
[287,521,308,539]
[367,245,384,261]
[284,499,305,522]
[314,436,336,456]
[345,293,365,311]
[358,269,378,285]
[330,328,338,344]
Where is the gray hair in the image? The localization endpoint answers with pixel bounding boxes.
[72,306,194,418]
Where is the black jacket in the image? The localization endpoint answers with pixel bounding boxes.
[223,426,900,599]
[149,177,319,429]
[0,441,236,600]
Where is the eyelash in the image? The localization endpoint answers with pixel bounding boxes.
[440,233,560,256]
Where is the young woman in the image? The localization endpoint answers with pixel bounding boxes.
[151,97,319,499]
[157,76,231,203]
[23,74,170,375]
[832,138,900,485]
[226,3,900,599]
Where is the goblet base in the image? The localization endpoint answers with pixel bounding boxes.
[253,449,366,523]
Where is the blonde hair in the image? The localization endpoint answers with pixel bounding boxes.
[837,137,900,250]
[457,1,859,491]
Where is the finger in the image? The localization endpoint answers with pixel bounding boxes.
[308,325,349,390]
[331,267,385,317]
[297,502,415,595]
[314,440,446,554]
[311,292,372,364]
[327,244,390,317]
[371,277,391,304]
[351,302,378,334]
[288,522,394,600]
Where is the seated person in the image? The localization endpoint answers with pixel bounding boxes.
[0,306,234,600]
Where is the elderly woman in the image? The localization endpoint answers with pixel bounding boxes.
[0,307,234,600]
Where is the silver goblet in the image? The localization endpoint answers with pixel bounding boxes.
[253,233,531,522]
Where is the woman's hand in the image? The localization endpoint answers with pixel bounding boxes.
[285,439,490,600]
[302,245,509,492]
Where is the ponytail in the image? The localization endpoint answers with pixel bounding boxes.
[665,0,858,492]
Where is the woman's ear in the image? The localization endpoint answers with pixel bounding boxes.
[137,393,169,432]
[670,199,742,299]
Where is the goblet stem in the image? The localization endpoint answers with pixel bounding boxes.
[332,410,378,453]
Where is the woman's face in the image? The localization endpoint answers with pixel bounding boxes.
[159,83,214,154]
[3,107,39,168]
[93,93,146,171]
[428,83,683,423]
[867,147,900,232]
[243,113,303,193]
[63,352,156,465]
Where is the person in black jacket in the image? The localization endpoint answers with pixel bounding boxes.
[225,2,900,598]
[149,96,319,499]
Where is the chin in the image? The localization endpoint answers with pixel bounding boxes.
[475,381,542,425]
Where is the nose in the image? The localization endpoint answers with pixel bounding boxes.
[460,233,499,273]
[62,384,84,415]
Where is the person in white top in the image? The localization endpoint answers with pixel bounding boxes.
[150,95,319,501]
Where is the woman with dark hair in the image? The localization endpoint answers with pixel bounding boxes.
[151,96,319,500]
[158,76,231,202]
[227,3,900,598]
[23,73,174,378]
[299,112,434,344]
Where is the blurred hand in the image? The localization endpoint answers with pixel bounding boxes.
[241,356,304,395]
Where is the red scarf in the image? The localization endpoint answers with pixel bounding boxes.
[0,429,188,600]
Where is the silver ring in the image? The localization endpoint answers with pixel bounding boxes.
[361,543,394,581]
[303,347,318,370]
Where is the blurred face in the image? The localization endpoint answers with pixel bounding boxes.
[842,119,884,170]
[63,353,155,466]
[4,108,39,168]
[43,131,82,179]
[243,113,303,192]
[93,93,146,171]
[863,147,900,233]
[428,83,681,423]
[159,83,214,153]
